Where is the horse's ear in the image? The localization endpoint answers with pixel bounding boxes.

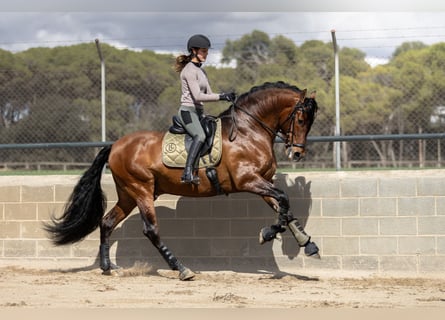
[310,90,316,99]
[301,88,307,100]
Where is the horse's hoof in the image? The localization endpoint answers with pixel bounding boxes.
[304,241,321,259]
[179,268,195,281]
[102,264,122,276]
[102,269,123,276]
[259,228,266,244]
[259,227,275,244]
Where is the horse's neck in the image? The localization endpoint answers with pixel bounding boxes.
[235,104,283,139]
[247,101,287,129]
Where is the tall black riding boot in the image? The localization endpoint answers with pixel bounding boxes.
[181,137,203,185]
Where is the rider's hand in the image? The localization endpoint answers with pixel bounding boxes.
[219,92,236,102]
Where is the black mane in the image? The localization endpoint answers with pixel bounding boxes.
[237,81,302,103]
[218,81,303,118]
[303,95,318,124]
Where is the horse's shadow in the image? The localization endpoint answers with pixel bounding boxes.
[82,174,317,280]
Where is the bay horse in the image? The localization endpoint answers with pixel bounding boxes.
[45,81,320,281]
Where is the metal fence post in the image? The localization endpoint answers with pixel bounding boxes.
[95,39,106,142]
[331,30,341,170]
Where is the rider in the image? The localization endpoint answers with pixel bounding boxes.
[174,34,235,185]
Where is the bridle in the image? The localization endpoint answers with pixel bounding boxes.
[227,99,310,150]
[279,102,308,150]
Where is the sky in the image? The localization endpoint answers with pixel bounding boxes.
[0,1,444,67]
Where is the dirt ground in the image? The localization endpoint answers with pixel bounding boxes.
[0,263,444,309]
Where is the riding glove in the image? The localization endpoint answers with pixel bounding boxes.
[219,92,236,102]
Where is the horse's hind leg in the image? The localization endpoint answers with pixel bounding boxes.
[99,200,135,273]
[139,199,195,281]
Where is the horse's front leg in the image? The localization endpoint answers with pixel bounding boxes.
[259,189,320,258]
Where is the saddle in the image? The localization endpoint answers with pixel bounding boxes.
[162,115,222,168]
[169,115,217,156]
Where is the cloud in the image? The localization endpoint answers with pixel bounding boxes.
[0,12,444,61]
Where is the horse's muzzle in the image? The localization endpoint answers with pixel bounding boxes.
[287,146,305,162]
[293,151,304,162]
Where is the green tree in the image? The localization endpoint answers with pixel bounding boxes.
[0,49,33,130]
[2,94,91,162]
[392,41,427,58]
[299,40,334,84]
[339,47,370,78]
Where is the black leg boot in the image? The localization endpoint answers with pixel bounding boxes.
[181,137,203,185]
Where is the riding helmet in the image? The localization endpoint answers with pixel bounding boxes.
[187,34,211,52]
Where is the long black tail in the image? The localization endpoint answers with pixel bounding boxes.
[44,145,112,245]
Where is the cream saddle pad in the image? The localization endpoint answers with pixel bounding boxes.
[162,119,222,168]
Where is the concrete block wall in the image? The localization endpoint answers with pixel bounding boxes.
[0,171,444,276]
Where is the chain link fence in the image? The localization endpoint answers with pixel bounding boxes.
[1,36,445,171]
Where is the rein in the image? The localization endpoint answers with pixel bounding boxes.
[226,101,306,148]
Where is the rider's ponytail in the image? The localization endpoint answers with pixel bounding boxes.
[174,54,192,73]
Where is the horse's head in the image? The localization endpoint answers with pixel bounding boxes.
[282,90,318,162]
[225,81,318,162]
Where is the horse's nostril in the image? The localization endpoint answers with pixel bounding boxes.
[293,152,304,162]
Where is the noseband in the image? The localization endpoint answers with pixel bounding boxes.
[280,102,308,150]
